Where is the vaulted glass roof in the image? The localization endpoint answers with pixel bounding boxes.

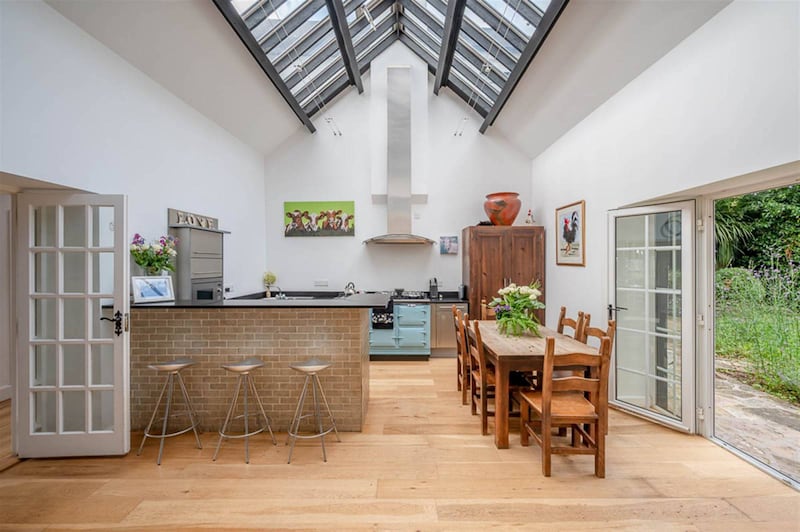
[215,0,567,133]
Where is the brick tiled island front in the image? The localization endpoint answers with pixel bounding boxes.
[130,305,372,432]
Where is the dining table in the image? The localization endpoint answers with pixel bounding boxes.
[477,320,598,449]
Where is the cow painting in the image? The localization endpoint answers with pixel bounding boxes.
[284,201,355,237]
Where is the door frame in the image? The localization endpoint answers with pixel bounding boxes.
[607,200,696,434]
[695,173,800,488]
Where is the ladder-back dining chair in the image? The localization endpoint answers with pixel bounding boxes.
[516,336,612,477]
[452,306,470,405]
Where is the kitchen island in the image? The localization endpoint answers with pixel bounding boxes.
[130,293,388,433]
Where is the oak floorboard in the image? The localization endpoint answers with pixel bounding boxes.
[0,358,796,530]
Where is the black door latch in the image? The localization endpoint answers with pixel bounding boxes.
[100,310,123,336]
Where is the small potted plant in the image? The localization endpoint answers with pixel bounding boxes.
[488,281,546,336]
[263,271,277,298]
[130,234,178,276]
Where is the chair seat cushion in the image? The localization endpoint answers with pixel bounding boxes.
[518,390,598,420]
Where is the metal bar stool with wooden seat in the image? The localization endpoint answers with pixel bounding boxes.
[286,358,341,463]
[213,357,277,464]
[137,357,202,465]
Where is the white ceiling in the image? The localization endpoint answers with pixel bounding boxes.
[46,0,303,156]
[46,0,729,160]
[493,0,730,159]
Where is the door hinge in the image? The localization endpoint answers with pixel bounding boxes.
[696,313,705,327]
[696,218,705,232]
[696,407,705,421]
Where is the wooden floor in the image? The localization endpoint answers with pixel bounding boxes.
[0,359,797,530]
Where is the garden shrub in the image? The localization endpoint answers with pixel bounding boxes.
[716,267,765,307]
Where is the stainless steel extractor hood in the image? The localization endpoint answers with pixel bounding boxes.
[364,67,434,245]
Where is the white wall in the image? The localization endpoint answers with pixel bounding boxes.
[530,0,800,326]
[0,1,267,295]
[264,43,533,293]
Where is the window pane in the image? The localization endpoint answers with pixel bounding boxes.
[32,344,57,386]
[91,206,115,248]
[34,206,56,247]
[34,252,57,293]
[62,344,86,386]
[92,390,114,432]
[63,252,86,293]
[33,391,56,433]
[62,391,86,432]
[33,298,57,340]
[91,252,114,294]
[91,344,114,386]
[63,299,86,340]
[63,206,86,247]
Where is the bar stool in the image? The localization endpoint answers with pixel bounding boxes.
[286,358,341,463]
[213,357,277,463]
[137,357,202,465]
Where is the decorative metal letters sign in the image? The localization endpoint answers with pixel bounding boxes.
[168,208,219,230]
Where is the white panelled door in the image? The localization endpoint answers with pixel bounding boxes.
[608,202,695,433]
[16,193,129,457]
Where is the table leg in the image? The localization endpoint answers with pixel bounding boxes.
[495,361,509,449]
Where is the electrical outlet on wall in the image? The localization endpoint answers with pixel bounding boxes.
[314,279,328,287]
[224,284,233,293]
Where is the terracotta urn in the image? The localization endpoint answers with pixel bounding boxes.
[484,192,522,226]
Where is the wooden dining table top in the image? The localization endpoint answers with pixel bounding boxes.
[475,320,598,449]
[477,322,597,358]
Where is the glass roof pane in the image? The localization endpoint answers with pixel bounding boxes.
[403,10,443,44]
[482,0,535,38]
[452,48,501,98]
[410,0,446,27]
[350,1,396,69]
[267,8,331,60]
[463,6,521,56]
[449,67,495,109]
[250,0,316,42]
[278,27,337,80]
[458,31,510,78]
[454,42,506,91]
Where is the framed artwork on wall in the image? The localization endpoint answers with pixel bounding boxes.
[284,201,355,237]
[440,236,458,255]
[131,276,175,303]
[555,200,585,266]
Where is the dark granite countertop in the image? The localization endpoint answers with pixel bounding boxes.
[133,292,390,309]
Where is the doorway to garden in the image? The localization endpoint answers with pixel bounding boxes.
[712,183,799,485]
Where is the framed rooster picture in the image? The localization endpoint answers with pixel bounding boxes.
[556,200,585,266]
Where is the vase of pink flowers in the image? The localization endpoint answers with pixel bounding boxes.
[130,233,178,276]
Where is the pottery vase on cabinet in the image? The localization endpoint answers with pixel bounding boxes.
[484,192,522,225]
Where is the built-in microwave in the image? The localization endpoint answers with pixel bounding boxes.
[192,278,223,303]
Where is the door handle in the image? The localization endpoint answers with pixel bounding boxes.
[607,304,628,321]
[100,310,123,336]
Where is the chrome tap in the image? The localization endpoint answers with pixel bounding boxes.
[271,286,285,299]
[344,282,356,296]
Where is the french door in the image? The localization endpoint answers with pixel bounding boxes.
[16,193,129,457]
[608,202,695,432]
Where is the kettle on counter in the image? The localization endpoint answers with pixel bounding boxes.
[429,278,439,299]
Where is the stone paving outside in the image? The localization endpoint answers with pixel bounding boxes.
[715,363,800,484]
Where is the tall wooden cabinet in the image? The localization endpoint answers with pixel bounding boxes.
[462,225,546,324]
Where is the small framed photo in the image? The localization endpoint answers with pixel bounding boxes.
[440,236,459,255]
[131,276,175,303]
[556,200,586,266]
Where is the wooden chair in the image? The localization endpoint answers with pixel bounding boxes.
[516,336,612,477]
[452,306,470,405]
[580,314,617,351]
[556,306,587,340]
[466,319,528,436]
[480,298,496,320]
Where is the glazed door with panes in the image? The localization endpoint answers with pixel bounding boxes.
[607,202,695,433]
[16,193,129,457]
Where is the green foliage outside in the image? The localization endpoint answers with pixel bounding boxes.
[714,184,800,404]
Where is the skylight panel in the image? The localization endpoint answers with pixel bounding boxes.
[463,6,521,56]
